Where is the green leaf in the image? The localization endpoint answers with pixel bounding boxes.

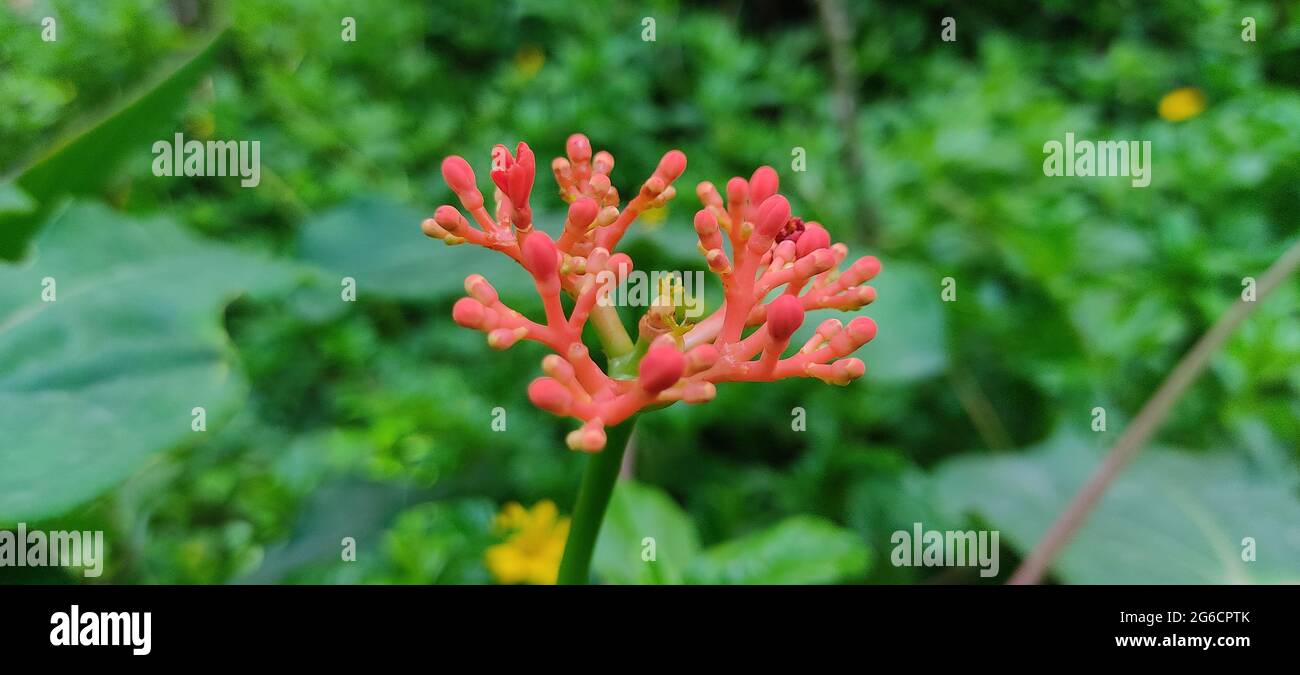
[0,183,35,217]
[0,202,299,522]
[295,196,534,302]
[791,260,947,383]
[934,436,1300,583]
[686,515,871,584]
[0,29,227,260]
[593,479,700,584]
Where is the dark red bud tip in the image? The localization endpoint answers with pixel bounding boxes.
[755,195,791,238]
[795,222,830,258]
[441,156,477,194]
[522,231,559,281]
[638,346,686,394]
[528,377,572,414]
[765,294,805,342]
[656,150,687,181]
[749,166,779,203]
[568,198,599,229]
[566,133,592,162]
[452,297,486,328]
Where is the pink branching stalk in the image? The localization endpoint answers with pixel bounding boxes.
[424,133,880,452]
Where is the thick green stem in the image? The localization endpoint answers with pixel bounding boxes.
[557,416,638,585]
[588,304,635,359]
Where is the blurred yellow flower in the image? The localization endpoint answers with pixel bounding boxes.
[514,45,545,81]
[485,500,569,584]
[640,205,668,225]
[1158,87,1205,122]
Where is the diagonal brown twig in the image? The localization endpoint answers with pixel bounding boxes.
[1009,235,1300,585]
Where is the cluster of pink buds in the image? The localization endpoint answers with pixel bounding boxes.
[423,133,880,452]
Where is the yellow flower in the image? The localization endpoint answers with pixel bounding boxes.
[1158,87,1206,122]
[639,205,668,225]
[514,45,545,81]
[485,500,569,584]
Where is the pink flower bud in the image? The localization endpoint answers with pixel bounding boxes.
[685,344,719,373]
[847,316,876,343]
[421,218,449,240]
[794,248,837,278]
[655,150,687,181]
[528,377,572,415]
[638,346,686,394]
[765,294,805,342]
[566,133,592,163]
[441,156,477,195]
[725,177,749,207]
[755,195,791,239]
[795,222,830,258]
[567,197,599,231]
[463,274,499,304]
[434,205,464,232]
[841,255,882,287]
[749,166,779,204]
[490,143,536,210]
[587,173,611,197]
[606,252,634,281]
[522,231,559,281]
[452,297,486,328]
[541,354,574,380]
[696,181,723,208]
[566,423,606,452]
[694,209,722,250]
[487,327,527,350]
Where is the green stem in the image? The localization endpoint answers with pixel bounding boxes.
[557,416,638,585]
[589,304,635,359]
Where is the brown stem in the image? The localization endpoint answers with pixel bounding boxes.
[813,0,879,240]
[1009,236,1300,584]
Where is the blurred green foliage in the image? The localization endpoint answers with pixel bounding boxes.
[0,0,1297,584]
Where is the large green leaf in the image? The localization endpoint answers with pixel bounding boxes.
[0,202,298,522]
[295,196,534,302]
[593,479,700,584]
[934,437,1300,583]
[685,515,871,584]
[0,29,227,260]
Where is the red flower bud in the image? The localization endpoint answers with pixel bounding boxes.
[685,344,720,374]
[638,346,686,394]
[846,316,877,346]
[452,297,486,328]
[566,133,592,163]
[694,209,722,250]
[567,198,599,230]
[765,294,805,342]
[434,205,464,232]
[755,195,791,239]
[606,252,634,281]
[655,150,687,182]
[795,222,830,258]
[522,231,559,281]
[749,166,779,204]
[441,156,477,195]
[528,377,572,415]
[725,177,749,207]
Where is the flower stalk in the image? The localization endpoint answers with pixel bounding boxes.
[556,416,638,585]
[423,132,882,583]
